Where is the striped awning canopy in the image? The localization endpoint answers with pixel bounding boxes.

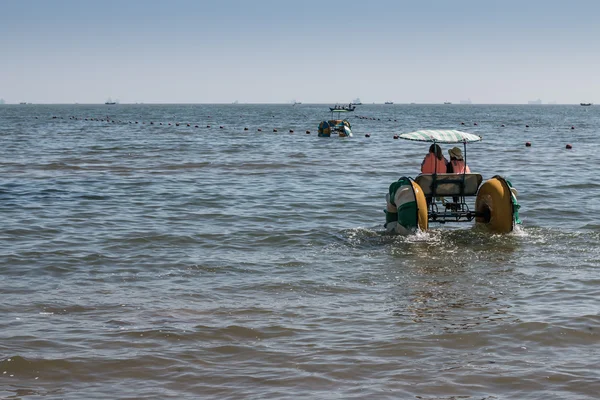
[399,130,482,143]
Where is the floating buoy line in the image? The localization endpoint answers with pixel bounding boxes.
[41,115,579,147]
[49,115,313,135]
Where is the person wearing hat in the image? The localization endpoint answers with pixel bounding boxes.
[445,146,471,206]
[446,146,470,174]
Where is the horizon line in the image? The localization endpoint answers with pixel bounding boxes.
[0,102,593,106]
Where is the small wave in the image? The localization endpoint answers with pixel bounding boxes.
[233,162,298,170]
[288,152,307,158]
[40,162,84,171]
[78,194,111,200]
[510,224,529,237]
[106,324,301,342]
[343,225,527,249]
[0,354,178,381]
[580,223,600,230]
[38,304,97,315]
[564,183,600,189]
[156,162,211,170]
[201,324,300,340]
[339,226,382,245]
[89,146,123,151]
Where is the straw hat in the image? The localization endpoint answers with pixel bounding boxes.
[448,147,464,160]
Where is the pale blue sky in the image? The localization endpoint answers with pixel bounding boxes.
[1,0,598,104]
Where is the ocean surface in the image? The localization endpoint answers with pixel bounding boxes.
[1,104,599,399]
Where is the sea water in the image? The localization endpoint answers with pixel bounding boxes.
[1,104,599,399]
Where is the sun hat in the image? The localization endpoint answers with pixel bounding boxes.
[448,147,463,160]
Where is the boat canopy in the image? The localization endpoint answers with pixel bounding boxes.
[399,130,482,143]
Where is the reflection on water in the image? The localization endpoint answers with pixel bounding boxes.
[381,230,520,330]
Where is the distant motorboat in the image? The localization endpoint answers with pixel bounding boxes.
[330,104,355,112]
[351,98,362,105]
[384,101,394,105]
[444,102,452,104]
[580,102,592,106]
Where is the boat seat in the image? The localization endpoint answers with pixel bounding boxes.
[415,173,483,197]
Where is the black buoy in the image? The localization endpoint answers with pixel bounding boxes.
[525,142,531,147]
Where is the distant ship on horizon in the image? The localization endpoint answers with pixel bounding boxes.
[351,98,362,105]
[528,99,542,105]
[580,102,593,106]
[460,99,472,105]
[384,101,394,104]
[105,98,117,105]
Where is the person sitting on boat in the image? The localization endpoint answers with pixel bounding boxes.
[446,146,471,206]
[446,147,470,174]
[420,144,448,174]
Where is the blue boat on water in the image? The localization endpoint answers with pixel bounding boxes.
[318,116,352,137]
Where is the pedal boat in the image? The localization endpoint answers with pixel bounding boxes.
[384,130,521,234]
